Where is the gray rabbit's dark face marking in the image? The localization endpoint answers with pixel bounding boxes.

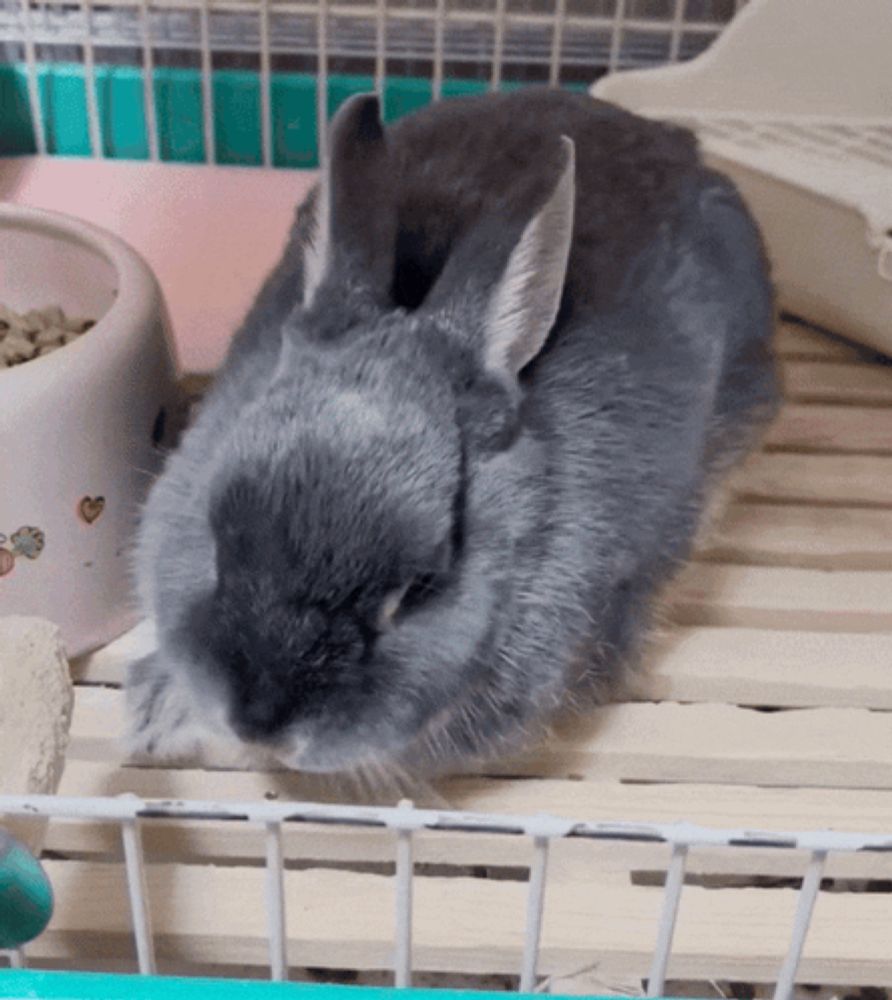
[181,315,475,768]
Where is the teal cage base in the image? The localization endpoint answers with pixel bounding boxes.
[0,972,655,1000]
[0,65,587,167]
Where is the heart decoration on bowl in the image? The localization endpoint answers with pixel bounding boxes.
[79,496,105,525]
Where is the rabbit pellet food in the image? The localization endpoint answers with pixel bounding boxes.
[0,304,94,369]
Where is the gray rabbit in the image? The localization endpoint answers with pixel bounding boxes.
[127,88,778,775]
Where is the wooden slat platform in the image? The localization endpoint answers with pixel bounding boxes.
[16,319,892,990]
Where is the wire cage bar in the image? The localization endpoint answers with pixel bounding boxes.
[2,792,890,996]
[518,835,549,993]
[80,0,103,156]
[264,821,288,981]
[258,0,273,166]
[138,0,159,160]
[394,824,415,988]
[120,814,157,976]
[645,841,688,998]
[198,0,216,163]
[17,0,46,154]
[771,850,828,1000]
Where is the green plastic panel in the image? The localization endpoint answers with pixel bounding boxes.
[270,73,317,168]
[0,971,667,1000]
[442,78,488,99]
[39,63,91,157]
[154,68,206,162]
[213,69,263,165]
[383,76,432,122]
[0,65,577,168]
[95,66,150,160]
[0,65,37,155]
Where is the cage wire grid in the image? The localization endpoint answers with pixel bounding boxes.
[2,793,891,999]
[1,0,747,165]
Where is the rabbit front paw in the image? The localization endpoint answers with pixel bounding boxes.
[125,654,208,762]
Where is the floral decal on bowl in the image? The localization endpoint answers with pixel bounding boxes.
[0,526,45,577]
[12,526,45,558]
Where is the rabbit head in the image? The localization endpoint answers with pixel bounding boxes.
[145,94,576,774]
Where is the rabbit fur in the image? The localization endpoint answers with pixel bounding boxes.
[127,88,778,776]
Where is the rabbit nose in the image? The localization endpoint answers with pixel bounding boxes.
[231,693,288,742]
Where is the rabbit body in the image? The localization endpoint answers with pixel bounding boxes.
[128,89,778,774]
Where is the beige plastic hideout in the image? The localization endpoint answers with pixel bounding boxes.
[593,0,892,358]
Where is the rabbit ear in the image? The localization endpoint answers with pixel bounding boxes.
[482,137,575,377]
[302,93,395,307]
[302,176,330,308]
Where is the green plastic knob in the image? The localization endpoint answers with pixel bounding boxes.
[0,828,54,949]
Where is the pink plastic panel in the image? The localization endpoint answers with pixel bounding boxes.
[1,157,317,372]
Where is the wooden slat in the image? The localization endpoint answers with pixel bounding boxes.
[29,859,892,985]
[733,452,892,507]
[42,760,892,881]
[696,502,892,569]
[765,405,892,454]
[521,703,892,788]
[670,563,892,631]
[643,627,892,709]
[66,687,892,789]
[782,361,892,406]
[774,322,868,362]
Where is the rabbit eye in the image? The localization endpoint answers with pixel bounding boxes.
[401,572,440,610]
[379,570,443,628]
[378,583,409,630]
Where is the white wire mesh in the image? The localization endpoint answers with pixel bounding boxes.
[519,835,549,992]
[139,0,160,160]
[608,0,627,72]
[80,0,103,157]
[264,821,288,980]
[547,0,566,86]
[199,0,216,163]
[0,0,745,162]
[316,0,329,159]
[394,824,415,988]
[2,792,890,996]
[120,814,157,975]
[373,0,385,94]
[3,1,738,65]
[490,0,507,90]
[259,0,273,166]
[772,850,828,1000]
[431,0,446,101]
[646,842,688,997]
[18,0,46,155]
[667,0,687,62]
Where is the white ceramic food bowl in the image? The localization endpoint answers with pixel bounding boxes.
[0,204,179,657]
